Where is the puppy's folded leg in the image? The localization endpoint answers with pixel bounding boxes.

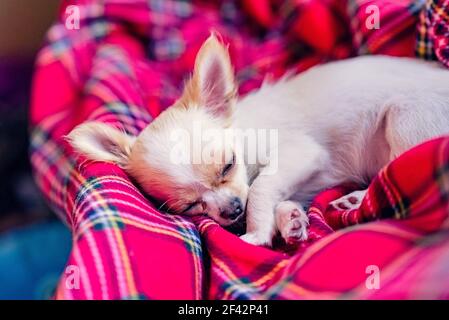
[240,174,280,246]
[240,136,328,246]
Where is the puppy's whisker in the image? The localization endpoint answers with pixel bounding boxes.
[158,200,169,211]
[167,205,175,214]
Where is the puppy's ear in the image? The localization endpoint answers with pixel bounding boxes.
[183,33,236,119]
[66,122,136,168]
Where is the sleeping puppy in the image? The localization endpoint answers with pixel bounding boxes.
[67,34,449,246]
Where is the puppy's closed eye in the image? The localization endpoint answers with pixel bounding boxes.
[221,153,235,177]
[181,200,206,215]
[182,201,200,213]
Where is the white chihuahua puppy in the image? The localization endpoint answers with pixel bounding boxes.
[68,35,449,246]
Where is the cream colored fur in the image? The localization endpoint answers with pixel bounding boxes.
[67,35,449,246]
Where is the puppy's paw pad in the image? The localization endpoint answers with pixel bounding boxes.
[282,214,309,244]
[275,201,309,244]
[330,190,367,210]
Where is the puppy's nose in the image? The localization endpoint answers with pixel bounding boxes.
[231,197,243,214]
[220,197,243,220]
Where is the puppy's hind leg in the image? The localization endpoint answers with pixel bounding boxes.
[330,189,367,210]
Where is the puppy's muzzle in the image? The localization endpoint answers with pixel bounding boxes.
[220,197,243,220]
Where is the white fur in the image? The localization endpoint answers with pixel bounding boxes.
[330,189,367,210]
[67,36,449,247]
[236,56,449,245]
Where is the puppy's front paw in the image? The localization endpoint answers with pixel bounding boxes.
[330,189,367,210]
[240,232,272,246]
[275,201,309,244]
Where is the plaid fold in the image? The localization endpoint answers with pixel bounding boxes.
[349,0,425,56]
[416,0,449,67]
[31,0,449,299]
[195,138,449,299]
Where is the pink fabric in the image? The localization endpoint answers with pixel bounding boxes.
[30,0,449,299]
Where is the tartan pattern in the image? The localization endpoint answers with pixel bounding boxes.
[416,0,449,67]
[30,0,449,299]
[199,137,449,299]
[350,0,425,56]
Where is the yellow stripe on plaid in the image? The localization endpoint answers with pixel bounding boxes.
[73,170,139,299]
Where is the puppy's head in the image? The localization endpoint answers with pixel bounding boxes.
[67,34,249,226]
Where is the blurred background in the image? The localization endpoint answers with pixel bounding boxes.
[0,0,71,299]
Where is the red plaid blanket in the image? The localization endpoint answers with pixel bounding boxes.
[31,0,449,299]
